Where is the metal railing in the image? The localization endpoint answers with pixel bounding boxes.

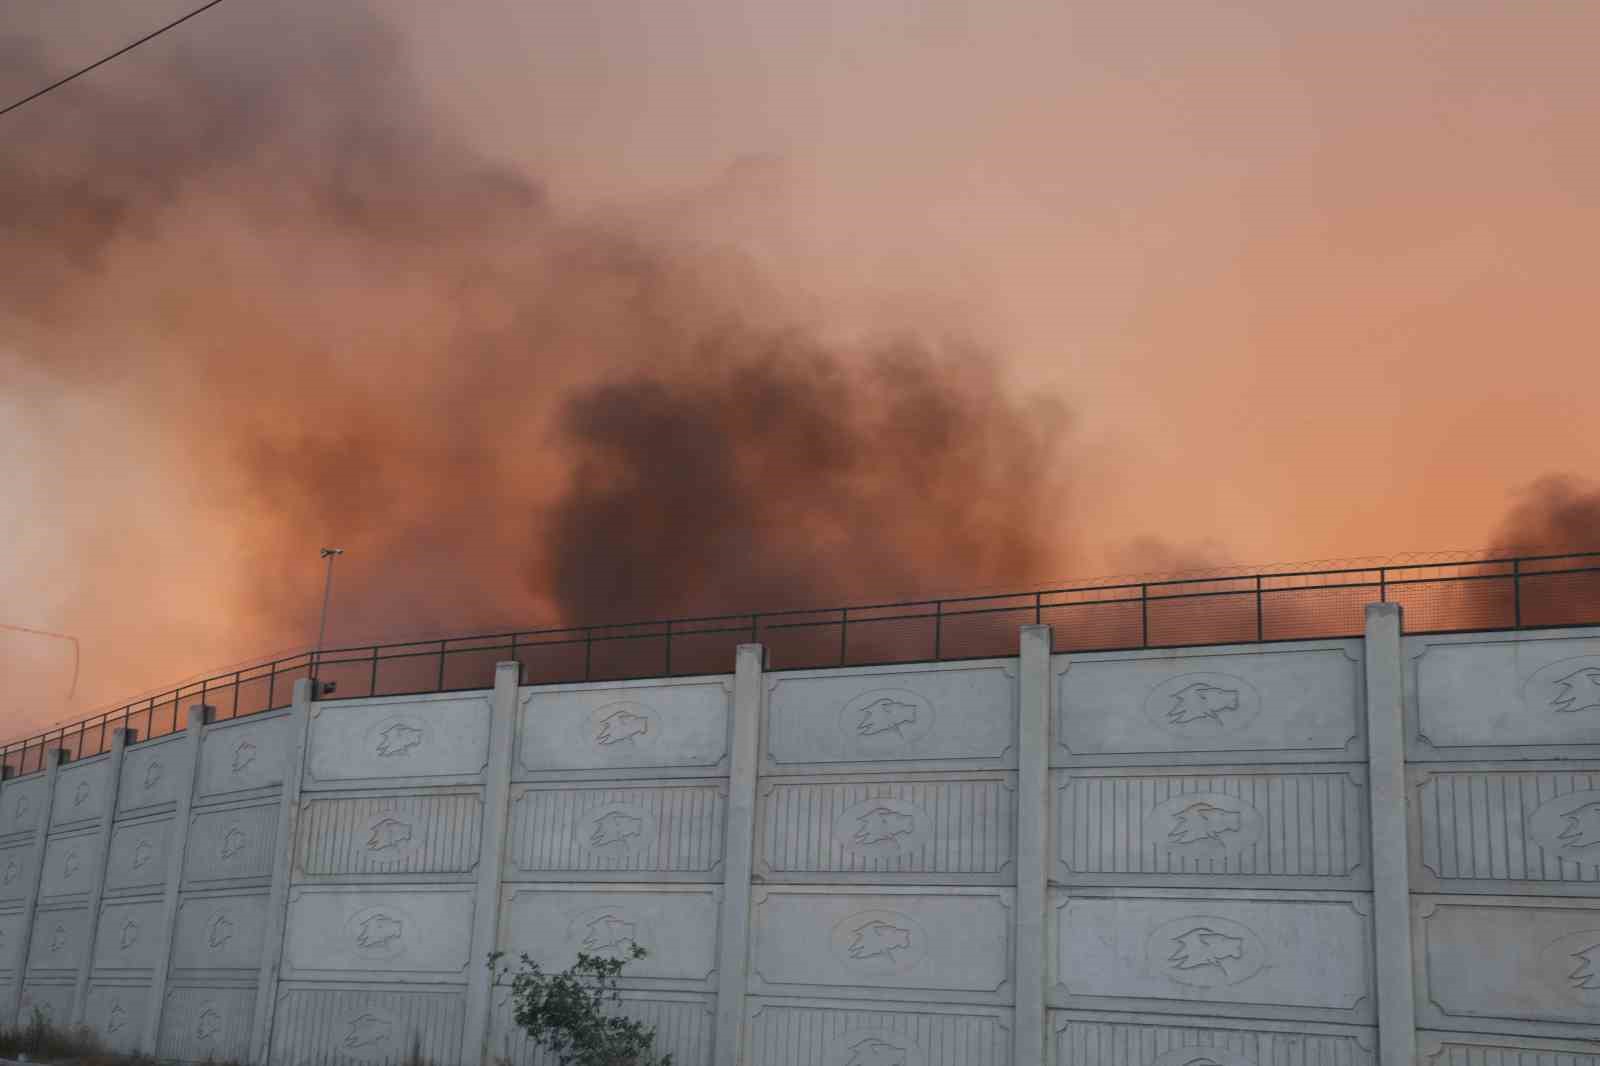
[5,550,1599,776]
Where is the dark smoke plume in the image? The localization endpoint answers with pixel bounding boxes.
[1492,475,1600,555]
[0,4,1072,717]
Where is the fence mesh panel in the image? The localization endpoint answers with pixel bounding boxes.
[7,553,1600,774]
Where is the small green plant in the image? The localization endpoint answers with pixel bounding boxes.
[490,946,672,1066]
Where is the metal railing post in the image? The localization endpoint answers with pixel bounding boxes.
[1255,575,1264,641]
[1513,557,1523,628]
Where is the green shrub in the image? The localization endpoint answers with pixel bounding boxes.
[491,947,672,1066]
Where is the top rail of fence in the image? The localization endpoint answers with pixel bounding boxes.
[5,550,1599,775]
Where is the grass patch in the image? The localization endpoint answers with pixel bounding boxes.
[0,1011,245,1066]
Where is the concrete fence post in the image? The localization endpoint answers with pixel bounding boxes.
[1363,602,1415,1065]
[142,705,207,1052]
[1015,626,1052,1066]
[71,726,132,1024]
[249,679,314,1066]
[3,747,65,1025]
[712,643,764,1066]
[461,661,522,1066]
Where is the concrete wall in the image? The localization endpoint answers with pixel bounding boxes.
[3,615,1598,1064]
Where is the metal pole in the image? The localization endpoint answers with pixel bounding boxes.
[314,547,344,679]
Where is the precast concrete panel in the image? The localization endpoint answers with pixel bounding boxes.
[0,841,33,905]
[748,885,1014,1004]
[91,897,165,975]
[198,712,292,800]
[37,827,99,901]
[27,905,88,977]
[0,909,25,971]
[1050,1010,1376,1066]
[52,756,111,831]
[1413,894,1600,1039]
[18,980,74,1024]
[269,984,466,1066]
[83,981,150,1051]
[755,772,1017,883]
[185,800,279,889]
[506,781,727,880]
[103,814,173,896]
[1406,628,1600,761]
[744,998,1014,1066]
[1050,888,1374,1024]
[1411,764,1600,894]
[295,790,483,879]
[518,678,733,780]
[764,661,1018,775]
[1053,767,1370,889]
[1054,642,1365,766]
[171,890,269,975]
[0,773,47,840]
[281,886,476,982]
[160,985,257,1063]
[305,693,492,789]
[118,733,188,816]
[499,884,721,992]
[490,990,714,1066]
[1419,1031,1600,1064]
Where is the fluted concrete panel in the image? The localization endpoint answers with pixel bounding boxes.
[160,985,257,1063]
[765,661,1018,774]
[1050,888,1374,1024]
[1051,1010,1376,1066]
[281,886,476,982]
[305,694,492,789]
[491,990,714,1066]
[186,801,278,888]
[269,985,466,1066]
[1419,1031,1600,1064]
[1412,764,1600,893]
[1054,767,1369,888]
[749,886,1013,1005]
[518,678,733,780]
[744,998,1013,1066]
[1054,643,1365,765]
[507,782,726,879]
[755,773,1016,883]
[295,791,483,879]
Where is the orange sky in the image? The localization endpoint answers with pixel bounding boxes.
[2,0,1598,731]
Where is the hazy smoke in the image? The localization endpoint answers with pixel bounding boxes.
[1492,475,1600,554]
[0,6,1072,717]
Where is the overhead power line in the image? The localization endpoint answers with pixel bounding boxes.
[0,0,230,120]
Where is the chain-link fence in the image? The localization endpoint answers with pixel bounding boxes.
[6,551,1597,775]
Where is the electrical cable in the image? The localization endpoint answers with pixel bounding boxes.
[0,0,230,119]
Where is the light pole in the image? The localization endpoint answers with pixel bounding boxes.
[314,548,345,680]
